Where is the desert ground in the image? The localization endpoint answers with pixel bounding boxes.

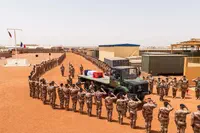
[0,52,199,133]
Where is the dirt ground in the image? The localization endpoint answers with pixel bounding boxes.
[0,52,199,133]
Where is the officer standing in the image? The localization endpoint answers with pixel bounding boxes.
[158,102,173,133]
[60,64,65,77]
[180,76,189,99]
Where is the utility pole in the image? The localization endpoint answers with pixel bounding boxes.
[7,28,22,60]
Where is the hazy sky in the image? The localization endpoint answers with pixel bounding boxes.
[0,0,200,46]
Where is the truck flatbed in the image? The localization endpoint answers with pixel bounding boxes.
[78,75,110,84]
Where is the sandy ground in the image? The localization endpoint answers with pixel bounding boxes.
[0,53,62,66]
[0,52,199,133]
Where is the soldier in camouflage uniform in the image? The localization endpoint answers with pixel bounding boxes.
[41,79,48,104]
[171,77,179,98]
[191,105,200,133]
[156,77,161,95]
[85,89,94,116]
[95,86,107,119]
[70,84,80,112]
[39,78,44,99]
[31,79,36,98]
[192,77,200,100]
[179,76,189,99]
[105,92,117,122]
[116,94,129,125]
[159,80,165,101]
[80,64,84,75]
[60,64,65,77]
[128,95,142,128]
[63,84,71,111]
[58,83,65,109]
[35,78,40,99]
[78,88,86,114]
[158,102,173,133]
[48,81,58,109]
[175,104,190,133]
[71,66,75,78]
[164,77,170,96]
[28,76,33,97]
[147,74,154,93]
[142,98,157,133]
[89,81,96,104]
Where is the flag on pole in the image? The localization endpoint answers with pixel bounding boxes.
[8,31,12,38]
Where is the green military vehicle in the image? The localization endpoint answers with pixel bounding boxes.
[78,66,149,100]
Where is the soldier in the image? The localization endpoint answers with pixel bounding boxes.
[158,102,173,133]
[105,92,117,122]
[35,78,40,99]
[175,104,190,133]
[85,89,94,116]
[58,83,65,109]
[142,98,157,133]
[60,64,65,76]
[116,94,129,125]
[39,78,44,99]
[147,74,154,93]
[72,67,75,78]
[171,77,179,98]
[63,84,71,110]
[191,105,200,133]
[28,76,33,97]
[70,84,80,112]
[128,95,142,128]
[41,79,48,104]
[159,80,165,101]
[164,77,170,96]
[48,81,58,109]
[80,64,84,75]
[180,76,189,99]
[95,86,107,119]
[192,77,200,100]
[78,88,86,114]
[156,77,161,95]
[89,81,96,104]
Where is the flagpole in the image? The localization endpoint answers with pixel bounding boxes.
[7,28,22,61]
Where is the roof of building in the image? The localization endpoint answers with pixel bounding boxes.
[104,57,128,60]
[143,54,186,57]
[99,43,140,47]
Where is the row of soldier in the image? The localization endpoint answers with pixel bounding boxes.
[72,50,111,75]
[28,77,200,133]
[146,75,200,100]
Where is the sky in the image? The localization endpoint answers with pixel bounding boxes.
[0,0,200,46]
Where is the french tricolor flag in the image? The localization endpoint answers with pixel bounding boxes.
[20,42,26,48]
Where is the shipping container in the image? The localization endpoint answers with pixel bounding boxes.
[142,54,186,76]
[104,57,129,67]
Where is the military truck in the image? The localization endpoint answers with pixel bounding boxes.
[78,66,149,100]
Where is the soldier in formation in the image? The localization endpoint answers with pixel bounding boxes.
[60,64,65,77]
[164,77,170,96]
[175,104,190,133]
[41,79,48,104]
[170,77,179,98]
[179,76,189,99]
[95,86,107,119]
[80,64,84,75]
[191,105,200,133]
[159,80,165,101]
[158,102,173,133]
[48,81,58,109]
[116,94,129,125]
[63,84,71,111]
[156,77,161,95]
[105,92,117,122]
[70,84,80,112]
[147,74,154,93]
[58,83,65,109]
[142,98,157,133]
[193,77,200,100]
[78,88,86,114]
[128,95,142,128]
[85,89,94,116]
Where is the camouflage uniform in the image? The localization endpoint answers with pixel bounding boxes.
[63,86,71,110]
[159,82,165,101]
[95,90,106,119]
[128,99,142,128]
[85,91,94,116]
[191,111,200,133]
[70,87,79,112]
[58,86,64,109]
[78,91,86,114]
[60,65,65,76]
[105,95,117,122]
[193,79,200,100]
[142,101,157,133]
[148,76,154,93]
[180,79,188,99]
[171,79,178,98]
[175,109,190,133]
[48,85,57,109]
[35,79,40,99]
[156,79,161,95]
[31,80,36,98]
[80,65,83,75]
[116,98,129,125]
[158,106,173,133]
[164,80,170,96]
[41,82,48,104]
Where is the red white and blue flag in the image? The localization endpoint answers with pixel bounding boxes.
[20,42,26,48]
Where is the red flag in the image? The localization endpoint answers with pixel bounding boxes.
[8,31,12,38]
[24,45,26,48]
